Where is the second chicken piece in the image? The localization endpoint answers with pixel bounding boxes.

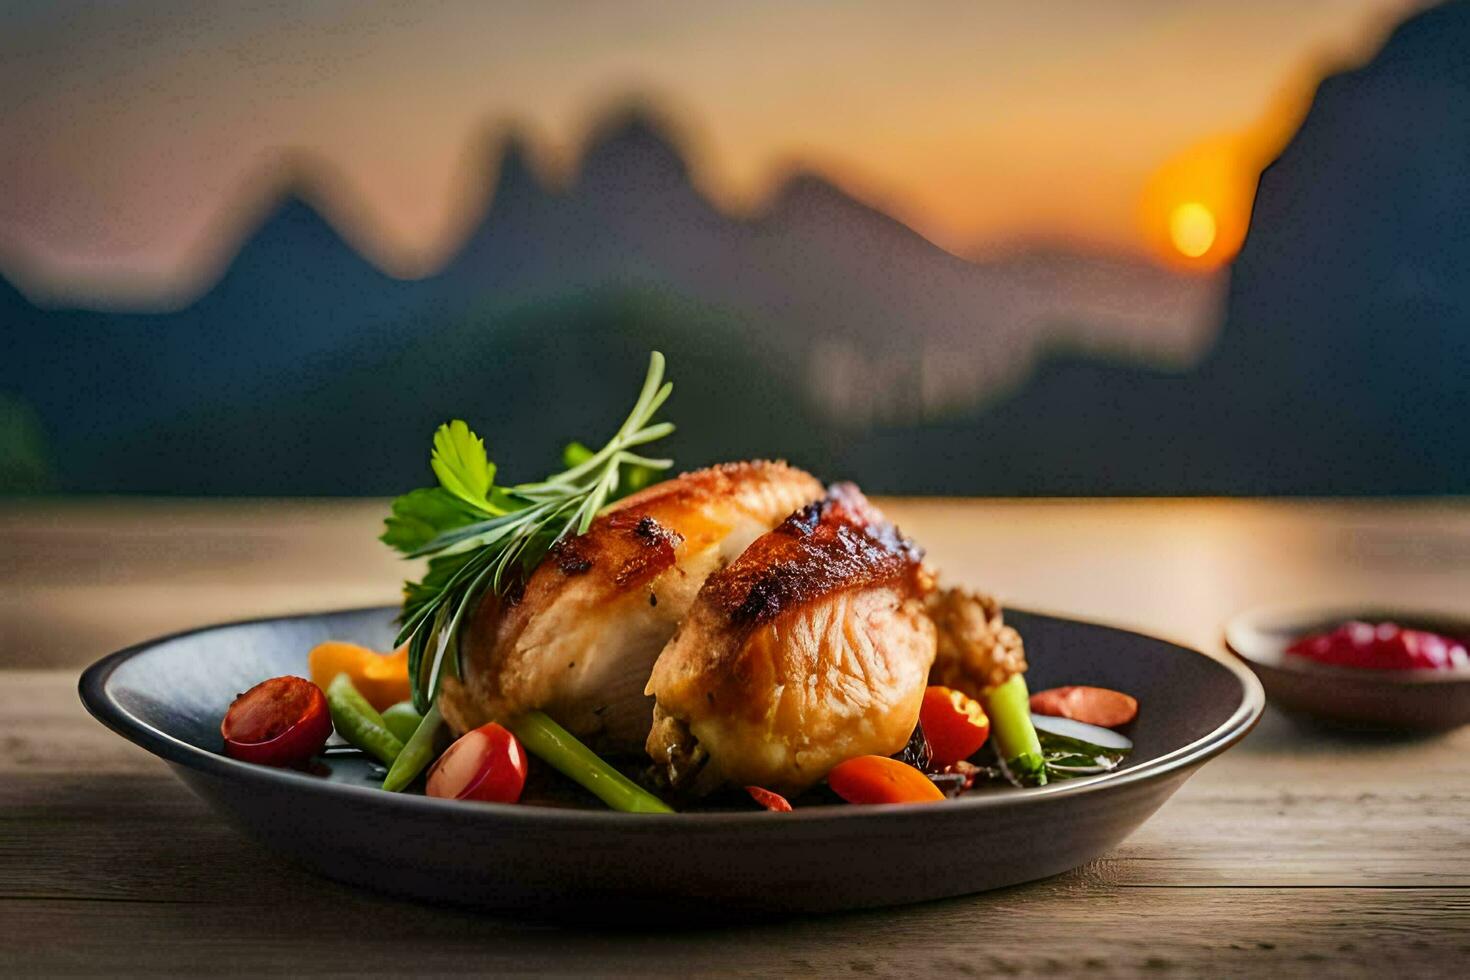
[646,484,937,796]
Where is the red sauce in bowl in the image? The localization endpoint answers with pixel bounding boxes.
[1286,621,1470,672]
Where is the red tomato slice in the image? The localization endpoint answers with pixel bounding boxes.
[828,755,945,805]
[745,786,793,812]
[426,723,528,804]
[1029,685,1138,729]
[221,675,332,767]
[919,686,991,766]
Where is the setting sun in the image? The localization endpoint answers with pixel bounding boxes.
[1139,133,1255,270]
[1139,64,1329,271]
[1169,202,1218,259]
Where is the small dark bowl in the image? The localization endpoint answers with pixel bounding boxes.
[81,606,1262,915]
[1225,604,1470,732]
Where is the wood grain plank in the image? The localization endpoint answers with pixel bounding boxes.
[4,889,1467,977]
[7,768,1466,901]
[0,499,405,669]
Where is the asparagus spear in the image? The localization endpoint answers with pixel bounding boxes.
[510,710,674,813]
[327,674,405,766]
[983,672,1048,786]
[381,704,442,792]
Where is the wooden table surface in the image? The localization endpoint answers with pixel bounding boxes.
[3,498,1469,976]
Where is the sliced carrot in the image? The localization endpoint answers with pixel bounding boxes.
[828,755,945,805]
[1029,685,1138,729]
[745,786,793,812]
[308,641,411,713]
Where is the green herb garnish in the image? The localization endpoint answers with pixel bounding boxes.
[382,352,676,711]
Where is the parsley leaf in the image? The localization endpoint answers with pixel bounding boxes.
[380,487,486,555]
[429,420,500,514]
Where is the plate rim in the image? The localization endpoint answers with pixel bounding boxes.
[79,604,1265,825]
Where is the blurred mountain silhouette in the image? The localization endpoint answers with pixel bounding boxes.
[0,107,1219,494]
[3,0,1467,495]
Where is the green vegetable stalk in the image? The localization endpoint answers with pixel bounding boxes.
[510,710,673,814]
[381,705,442,792]
[326,674,404,766]
[983,673,1047,786]
[381,701,424,743]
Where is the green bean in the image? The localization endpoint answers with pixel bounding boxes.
[326,674,404,766]
[381,705,442,792]
[983,672,1048,786]
[381,701,424,743]
[509,710,673,813]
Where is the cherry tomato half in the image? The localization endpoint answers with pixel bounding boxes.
[1029,685,1138,729]
[745,786,794,812]
[920,685,991,766]
[828,755,945,805]
[221,675,333,767]
[426,723,528,804]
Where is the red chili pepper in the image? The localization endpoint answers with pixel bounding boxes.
[745,785,793,812]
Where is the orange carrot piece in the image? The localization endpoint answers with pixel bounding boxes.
[828,755,944,805]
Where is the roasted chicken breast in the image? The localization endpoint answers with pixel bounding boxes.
[645,484,937,796]
[437,461,823,750]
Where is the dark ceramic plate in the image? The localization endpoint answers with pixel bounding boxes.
[1226,603,1470,732]
[80,606,1262,915]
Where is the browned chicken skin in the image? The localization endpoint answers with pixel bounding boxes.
[437,461,823,750]
[645,484,937,796]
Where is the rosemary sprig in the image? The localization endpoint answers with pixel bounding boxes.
[381,352,675,711]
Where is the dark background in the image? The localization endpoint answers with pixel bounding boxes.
[2,1,1467,497]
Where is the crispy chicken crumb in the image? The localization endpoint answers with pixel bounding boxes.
[926,584,1027,695]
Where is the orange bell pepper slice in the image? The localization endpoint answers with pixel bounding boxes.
[920,685,991,767]
[307,641,411,712]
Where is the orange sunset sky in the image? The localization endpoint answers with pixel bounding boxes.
[0,0,1431,301]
